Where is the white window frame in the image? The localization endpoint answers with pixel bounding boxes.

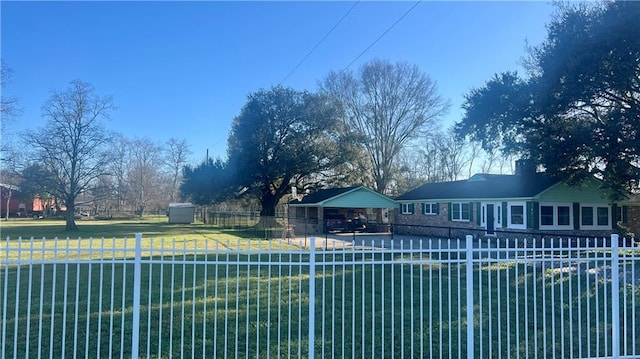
[507,202,527,230]
[451,202,470,222]
[401,203,413,215]
[539,203,573,230]
[580,203,611,230]
[422,202,437,215]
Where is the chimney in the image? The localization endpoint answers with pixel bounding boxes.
[515,159,536,176]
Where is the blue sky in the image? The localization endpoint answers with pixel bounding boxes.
[2,1,554,164]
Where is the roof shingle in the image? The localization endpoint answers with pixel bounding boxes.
[395,173,559,201]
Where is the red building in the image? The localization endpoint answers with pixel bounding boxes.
[0,183,37,217]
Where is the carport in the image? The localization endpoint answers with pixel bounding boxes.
[288,186,397,234]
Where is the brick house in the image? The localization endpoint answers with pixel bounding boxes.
[394,163,635,239]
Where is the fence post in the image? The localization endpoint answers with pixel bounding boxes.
[611,234,620,358]
[308,235,316,359]
[465,235,474,359]
[131,233,143,358]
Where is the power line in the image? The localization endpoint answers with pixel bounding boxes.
[343,0,421,71]
[279,1,360,86]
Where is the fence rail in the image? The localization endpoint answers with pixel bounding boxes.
[1,234,639,358]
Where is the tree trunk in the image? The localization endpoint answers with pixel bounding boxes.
[258,191,280,235]
[65,200,78,231]
[5,188,11,221]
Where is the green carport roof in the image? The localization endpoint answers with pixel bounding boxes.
[289,186,397,208]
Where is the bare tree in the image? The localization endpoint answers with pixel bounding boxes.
[405,128,473,185]
[321,59,449,194]
[479,150,498,174]
[467,140,483,178]
[1,62,21,160]
[438,130,471,181]
[22,80,115,230]
[1,61,19,121]
[163,138,191,203]
[127,137,163,217]
[109,135,131,212]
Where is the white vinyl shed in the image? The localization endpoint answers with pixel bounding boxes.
[168,203,195,224]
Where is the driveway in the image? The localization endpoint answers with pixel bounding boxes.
[282,231,474,251]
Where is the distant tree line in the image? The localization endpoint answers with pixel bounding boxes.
[1,80,192,230]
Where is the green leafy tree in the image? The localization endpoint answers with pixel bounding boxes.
[456,1,640,199]
[22,80,115,230]
[180,158,233,205]
[18,162,58,217]
[227,86,347,218]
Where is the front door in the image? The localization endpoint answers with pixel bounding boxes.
[481,202,501,235]
[486,204,495,235]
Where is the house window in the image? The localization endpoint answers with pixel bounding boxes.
[581,207,594,226]
[451,202,470,221]
[539,203,573,229]
[557,206,571,226]
[401,203,414,215]
[597,207,608,226]
[540,206,554,226]
[581,204,610,229]
[508,202,526,229]
[422,203,437,215]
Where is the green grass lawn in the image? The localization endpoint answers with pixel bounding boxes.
[2,251,639,358]
[0,216,295,260]
[1,218,639,358]
[0,215,283,242]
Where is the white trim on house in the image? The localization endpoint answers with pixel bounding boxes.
[579,203,611,230]
[421,202,437,215]
[539,202,573,230]
[507,202,527,230]
[480,202,501,235]
[451,202,471,222]
[401,203,414,215]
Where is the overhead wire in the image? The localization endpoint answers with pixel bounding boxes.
[279,1,361,86]
[343,0,422,71]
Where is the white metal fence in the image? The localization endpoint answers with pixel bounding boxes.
[1,234,639,358]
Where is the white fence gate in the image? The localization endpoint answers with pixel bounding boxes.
[2,234,639,358]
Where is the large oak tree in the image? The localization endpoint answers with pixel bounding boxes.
[227,86,347,218]
[456,1,640,199]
